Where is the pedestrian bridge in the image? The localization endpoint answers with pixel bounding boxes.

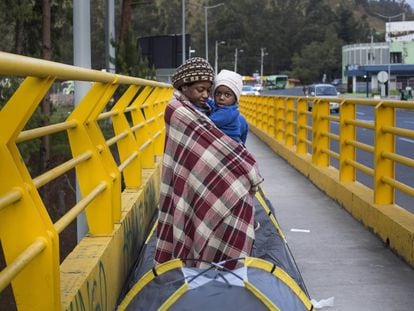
[1,52,414,310]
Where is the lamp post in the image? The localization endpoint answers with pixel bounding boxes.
[181,0,185,64]
[204,3,224,62]
[234,48,243,72]
[373,12,405,95]
[215,40,226,75]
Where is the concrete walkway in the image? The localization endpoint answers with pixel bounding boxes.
[246,133,414,311]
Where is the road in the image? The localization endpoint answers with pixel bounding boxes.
[257,88,414,212]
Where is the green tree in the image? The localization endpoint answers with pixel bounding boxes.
[291,26,342,84]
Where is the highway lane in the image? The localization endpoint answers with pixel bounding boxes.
[256,88,414,212]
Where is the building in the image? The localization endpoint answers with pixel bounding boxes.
[343,21,414,95]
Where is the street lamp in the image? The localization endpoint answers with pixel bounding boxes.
[373,12,405,95]
[215,40,226,75]
[181,0,185,64]
[234,48,243,72]
[204,3,224,62]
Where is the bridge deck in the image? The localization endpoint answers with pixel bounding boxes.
[246,132,414,311]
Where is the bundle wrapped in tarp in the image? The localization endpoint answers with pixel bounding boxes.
[117,188,313,311]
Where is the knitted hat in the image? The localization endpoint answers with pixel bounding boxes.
[171,57,214,89]
[214,69,243,101]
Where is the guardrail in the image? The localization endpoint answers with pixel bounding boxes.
[0,52,172,310]
[240,94,414,266]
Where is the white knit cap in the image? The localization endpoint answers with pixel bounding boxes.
[214,69,243,101]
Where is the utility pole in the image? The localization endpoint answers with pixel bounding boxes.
[204,3,224,62]
[260,47,266,86]
[215,40,225,75]
[234,48,243,72]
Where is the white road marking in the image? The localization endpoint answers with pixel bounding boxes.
[398,137,414,144]
[356,112,365,116]
[290,228,310,233]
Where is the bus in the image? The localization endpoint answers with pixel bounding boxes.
[263,75,288,90]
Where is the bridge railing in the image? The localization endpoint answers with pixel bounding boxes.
[0,52,172,310]
[240,94,414,267]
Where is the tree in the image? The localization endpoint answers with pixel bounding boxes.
[291,26,342,84]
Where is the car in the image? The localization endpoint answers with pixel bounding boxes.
[253,84,263,92]
[331,78,341,86]
[307,84,340,113]
[61,80,74,95]
[241,85,259,96]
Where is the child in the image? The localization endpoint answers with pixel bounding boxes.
[208,69,249,144]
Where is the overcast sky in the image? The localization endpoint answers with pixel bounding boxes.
[407,0,414,10]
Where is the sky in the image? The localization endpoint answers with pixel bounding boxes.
[407,0,414,9]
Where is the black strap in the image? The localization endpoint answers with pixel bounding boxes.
[152,267,158,277]
[270,264,276,274]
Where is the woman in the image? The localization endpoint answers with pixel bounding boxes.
[154,57,263,269]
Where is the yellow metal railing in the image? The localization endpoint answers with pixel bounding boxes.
[0,52,172,310]
[240,94,414,207]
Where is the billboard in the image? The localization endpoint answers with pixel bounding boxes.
[138,34,190,69]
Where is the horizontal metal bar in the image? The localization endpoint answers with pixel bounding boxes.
[118,152,138,172]
[54,181,107,234]
[0,51,169,87]
[382,125,414,139]
[297,138,312,146]
[321,132,339,141]
[341,99,379,106]
[0,189,23,212]
[298,124,312,131]
[382,151,414,168]
[344,119,375,130]
[345,159,374,176]
[381,101,414,109]
[321,115,339,122]
[321,148,339,160]
[0,237,46,292]
[106,131,128,147]
[16,120,77,143]
[131,122,145,132]
[345,139,374,153]
[382,176,414,197]
[33,151,93,189]
[139,139,152,151]
[124,106,136,112]
[97,110,119,121]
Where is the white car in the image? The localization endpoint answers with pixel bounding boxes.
[307,84,340,113]
[241,85,259,96]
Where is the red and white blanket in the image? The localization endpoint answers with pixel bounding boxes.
[155,91,263,269]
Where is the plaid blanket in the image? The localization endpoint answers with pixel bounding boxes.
[155,91,263,269]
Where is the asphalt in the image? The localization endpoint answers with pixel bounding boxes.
[246,132,414,311]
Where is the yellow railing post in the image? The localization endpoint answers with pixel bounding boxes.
[275,97,285,142]
[285,98,295,147]
[0,77,60,310]
[312,99,330,166]
[374,102,395,204]
[264,96,274,136]
[111,85,143,188]
[67,83,118,232]
[296,98,308,154]
[130,86,156,169]
[268,97,277,140]
[339,100,356,181]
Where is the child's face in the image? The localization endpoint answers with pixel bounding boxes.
[214,85,236,106]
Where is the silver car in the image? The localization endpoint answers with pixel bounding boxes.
[307,84,340,113]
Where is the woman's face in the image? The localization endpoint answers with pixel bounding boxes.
[181,81,212,106]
